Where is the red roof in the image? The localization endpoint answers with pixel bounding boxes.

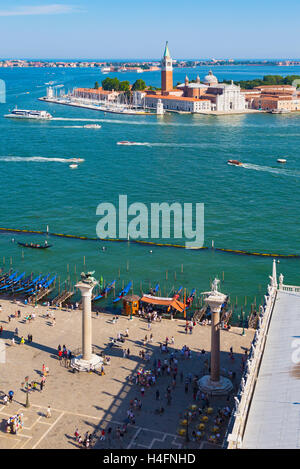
[146,94,210,102]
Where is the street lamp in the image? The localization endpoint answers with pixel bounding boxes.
[24,376,30,408]
[242,310,245,336]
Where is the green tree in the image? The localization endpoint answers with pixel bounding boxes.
[119,80,130,92]
[94,81,99,89]
[102,77,121,91]
[132,79,146,91]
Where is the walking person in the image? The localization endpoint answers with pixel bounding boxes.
[46,405,51,418]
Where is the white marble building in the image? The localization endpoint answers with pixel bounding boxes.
[209,82,247,112]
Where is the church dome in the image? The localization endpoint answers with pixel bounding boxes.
[204,70,218,85]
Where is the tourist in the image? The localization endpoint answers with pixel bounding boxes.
[156,389,160,400]
[46,406,51,418]
[15,327,18,337]
[8,390,14,403]
[20,336,25,345]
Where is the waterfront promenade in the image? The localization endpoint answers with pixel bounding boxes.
[0,299,253,449]
[242,287,300,448]
[226,263,300,449]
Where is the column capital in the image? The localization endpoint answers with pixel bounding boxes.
[75,281,94,297]
[204,293,227,313]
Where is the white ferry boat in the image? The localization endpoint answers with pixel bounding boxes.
[4,109,52,120]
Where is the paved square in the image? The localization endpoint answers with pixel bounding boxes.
[0,299,253,449]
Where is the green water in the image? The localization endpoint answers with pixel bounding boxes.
[0,65,300,317]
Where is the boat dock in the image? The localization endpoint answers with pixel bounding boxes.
[39,96,152,115]
[52,288,74,307]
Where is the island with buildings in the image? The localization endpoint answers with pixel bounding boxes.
[38,42,300,115]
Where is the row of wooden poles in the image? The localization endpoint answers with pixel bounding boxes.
[2,256,263,323]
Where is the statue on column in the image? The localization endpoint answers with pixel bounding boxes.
[80,271,98,287]
[202,278,224,297]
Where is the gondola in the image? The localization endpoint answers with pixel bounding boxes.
[113,281,132,303]
[0,273,25,291]
[13,274,42,293]
[0,271,19,289]
[93,280,116,302]
[17,242,52,249]
[24,274,50,294]
[8,274,32,292]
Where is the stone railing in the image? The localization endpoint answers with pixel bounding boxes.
[279,284,300,293]
[224,283,277,449]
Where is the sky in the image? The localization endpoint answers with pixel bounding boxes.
[0,0,300,59]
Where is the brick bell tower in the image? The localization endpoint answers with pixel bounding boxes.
[161,41,173,95]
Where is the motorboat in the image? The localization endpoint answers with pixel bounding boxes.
[117,141,137,145]
[227,159,243,166]
[83,124,101,129]
[277,158,287,163]
[69,158,84,163]
[69,164,78,169]
[4,108,52,120]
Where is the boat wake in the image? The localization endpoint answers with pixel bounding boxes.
[51,117,213,127]
[52,117,105,122]
[117,142,208,147]
[242,163,300,178]
[0,156,84,163]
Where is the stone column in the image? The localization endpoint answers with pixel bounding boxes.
[71,279,103,372]
[198,279,233,395]
[209,296,224,382]
[77,282,93,361]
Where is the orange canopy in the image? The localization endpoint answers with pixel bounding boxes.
[140,295,186,313]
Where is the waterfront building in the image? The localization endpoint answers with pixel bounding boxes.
[244,84,300,111]
[204,82,247,112]
[145,94,211,112]
[73,87,120,102]
[177,71,246,112]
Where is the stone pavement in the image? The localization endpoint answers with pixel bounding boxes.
[0,299,253,449]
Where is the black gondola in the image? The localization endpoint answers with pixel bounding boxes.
[17,242,52,250]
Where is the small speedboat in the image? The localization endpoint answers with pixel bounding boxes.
[277,158,287,164]
[69,164,78,169]
[84,124,101,129]
[69,158,84,163]
[227,159,243,166]
[117,141,136,146]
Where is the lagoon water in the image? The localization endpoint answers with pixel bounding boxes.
[0,65,300,315]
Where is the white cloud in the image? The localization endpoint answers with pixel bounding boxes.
[0,4,81,16]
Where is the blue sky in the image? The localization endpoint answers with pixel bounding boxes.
[0,0,300,59]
